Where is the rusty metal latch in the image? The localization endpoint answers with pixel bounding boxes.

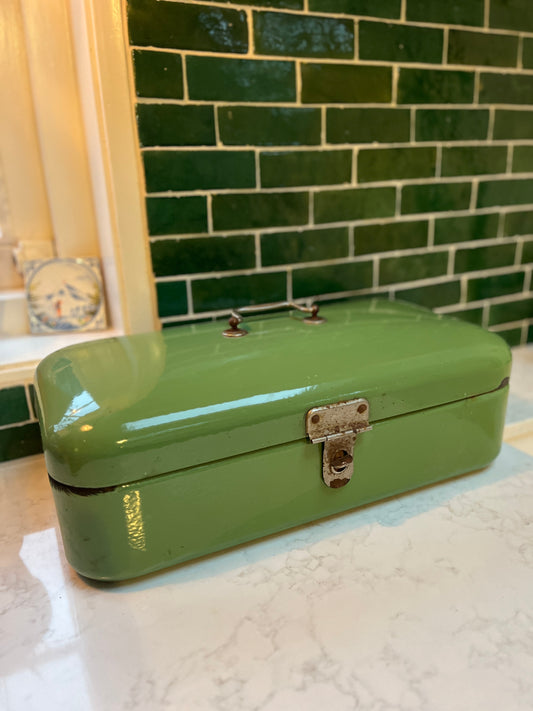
[306,398,372,489]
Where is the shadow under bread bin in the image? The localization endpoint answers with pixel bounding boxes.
[34,299,511,581]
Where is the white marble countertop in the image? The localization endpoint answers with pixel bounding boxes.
[2,347,533,711]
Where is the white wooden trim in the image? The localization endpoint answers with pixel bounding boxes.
[0,0,53,246]
[69,0,158,334]
[20,0,100,258]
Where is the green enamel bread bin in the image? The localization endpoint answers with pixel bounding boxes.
[34,299,511,581]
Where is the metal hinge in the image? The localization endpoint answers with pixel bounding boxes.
[306,398,372,489]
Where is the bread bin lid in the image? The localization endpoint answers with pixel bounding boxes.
[35,299,511,488]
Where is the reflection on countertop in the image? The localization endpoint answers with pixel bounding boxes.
[2,346,533,711]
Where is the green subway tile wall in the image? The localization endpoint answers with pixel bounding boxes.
[11,0,533,463]
[126,0,533,346]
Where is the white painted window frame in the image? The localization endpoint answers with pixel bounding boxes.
[0,0,157,386]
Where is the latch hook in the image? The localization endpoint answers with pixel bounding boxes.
[306,398,371,488]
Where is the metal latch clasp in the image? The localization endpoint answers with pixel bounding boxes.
[306,398,372,489]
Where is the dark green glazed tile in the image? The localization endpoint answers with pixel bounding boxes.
[192,272,287,311]
[314,186,396,223]
[401,183,471,215]
[132,50,183,99]
[490,0,533,32]
[494,110,533,140]
[292,261,373,298]
[416,109,489,141]
[512,146,533,173]
[151,234,255,276]
[128,1,248,53]
[493,327,523,346]
[489,296,533,325]
[395,281,461,309]
[260,150,352,188]
[253,11,354,59]
[529,324,533,342]
[434,213,499,245]
[467,271,525,300]
[441,146,507,177]
[0,423,42,462]
[308,0,401,19]
[146,196,208,235]
[353,220,428,255]
[0,386,30,427]
[504,210,533,236]
[212,192,308,230]
[137,105,215,147]
[327,108,410,144]
[358,147,436,183]
[218,106,321,146]
[406,0,483,25]
[446,306,484,325]
[301,64,392,103]
[211,0,303,7]
[455,243,516,273]
[398,68,475,104]
[359,22,443,64]
[187,57,295,102]
[261,227,349,266]
[479,73,533,105]
[447,30,518,67]
[522,240,533,263]
[477,178,533,207]
[143,151,255,192]
[523,38,533,69]
[379,252,448,286]
[156,280,188,317]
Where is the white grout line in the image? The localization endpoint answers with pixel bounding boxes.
[255,233,262,268]
[447,246,456,275]
[0,418,37,432]
[391,65,398,105]
[348,225,354,257]
[143,172,533,199]
[148,205,533,240]
[469,179,479,210]
[484,0,490,28]
[182,55,189,102]
[442,27,449,64]
[506,143,514,172]
[372,257,379,288]
[435,144,442,177]
[286,269,293,301]
[460,274,468,303]
[427,217,435,247]
[154,255,528,283]
[185,279,193,315]
[515,239,524,265]
[409,107,416,141]
[525,267,533,292]
[140,140,533,155]
[24,384,36,422]
[487,106,496,139]
[482,301,490,328]
[473,71,480,103]
[254,149,261,188]
[517,35,524,70]
[132,46,533,76]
